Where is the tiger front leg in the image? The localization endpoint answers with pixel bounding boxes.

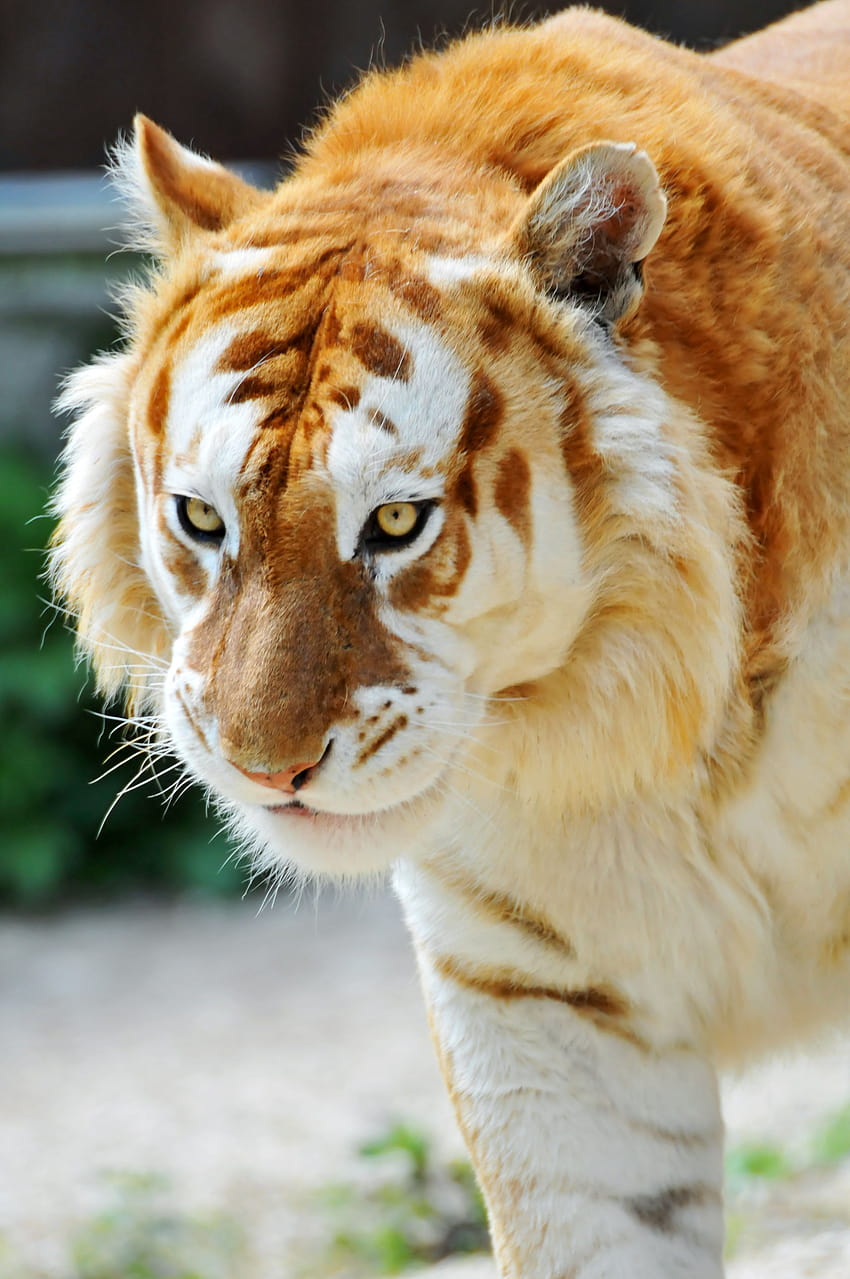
[417,954,725,1278]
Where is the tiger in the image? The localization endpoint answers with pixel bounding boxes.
[50,1,850,1274]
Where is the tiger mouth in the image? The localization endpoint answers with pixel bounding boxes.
[267,800,315,818]
[264,799,365,824]
[258,766,450,825]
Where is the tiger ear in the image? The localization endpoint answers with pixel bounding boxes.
[112,114,265,255]
[510,141,667,324]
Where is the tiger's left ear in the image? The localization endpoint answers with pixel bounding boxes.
[510,141,667,324]
[112,115,265,256]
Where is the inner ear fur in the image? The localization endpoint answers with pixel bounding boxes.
[113,115,265,255]
[510,141,667,324]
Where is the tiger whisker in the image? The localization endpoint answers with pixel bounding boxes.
[417,742,512,797]
[225,351,276,406]
[95,755,173,836]
[91,743,169,783]
[431,771,498,827]
[161,773,196,813]
[40,595,170,653]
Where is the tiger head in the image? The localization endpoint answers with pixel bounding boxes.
[52,116,744,878]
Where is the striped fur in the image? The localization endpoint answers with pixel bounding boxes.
[51,3,850,1274]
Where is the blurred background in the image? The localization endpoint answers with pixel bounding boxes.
[0,0,802,908]
[5,6,850,1279]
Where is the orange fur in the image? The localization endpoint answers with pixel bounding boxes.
[51,6,850,1275]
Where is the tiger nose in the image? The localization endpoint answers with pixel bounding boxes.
[233,760,321,794]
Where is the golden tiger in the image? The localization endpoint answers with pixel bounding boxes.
[51,2,850,1274]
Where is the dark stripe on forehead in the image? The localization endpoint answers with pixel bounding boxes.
[477,299,517,354]
[322,306,343,348]
[459,370,503,455]
[350,322,412,381]
[232,225,344,249]
[226,374,275,404]
[207,246,345,322]
[252,427,295,491]
[219,329,303,373]
[328,385,361,411]
[386,268,444,322]
[217,312,331,415]
[245,382,328,497]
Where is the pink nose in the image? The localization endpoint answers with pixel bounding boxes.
[233,761,320,795]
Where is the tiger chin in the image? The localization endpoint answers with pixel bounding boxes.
[51,3,850,1276]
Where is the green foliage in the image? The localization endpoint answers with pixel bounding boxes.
[0,1174,245,1279]
[70,1173,245,1279]
[723,1103,850,1258]
[811,1104,850,1166]
[725,1140,794,1186]
[0,444,242,905]
[360,1123,432,1185]
[304,1124,489,1276]
[725,1101,850,1195]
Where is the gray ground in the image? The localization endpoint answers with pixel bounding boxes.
[1,893,848,1277]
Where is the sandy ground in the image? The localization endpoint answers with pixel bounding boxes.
[1,891,849,1277]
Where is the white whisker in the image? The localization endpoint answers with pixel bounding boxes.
[418,742,512,796]
[225,351,275,406]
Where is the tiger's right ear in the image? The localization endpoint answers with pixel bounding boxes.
[112,115,265,256]
[509,140,666,325]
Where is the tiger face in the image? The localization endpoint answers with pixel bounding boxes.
[131,236,599,874]
[54,117,740,879]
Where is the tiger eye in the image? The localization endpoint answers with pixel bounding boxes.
[184,497,224,535]
[375,502,418,537]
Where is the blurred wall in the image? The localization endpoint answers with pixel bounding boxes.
[1,0,801,171]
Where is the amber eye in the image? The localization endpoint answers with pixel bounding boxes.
[361,499,434,553]
[376,502,418,537]
[176,495,225,543]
